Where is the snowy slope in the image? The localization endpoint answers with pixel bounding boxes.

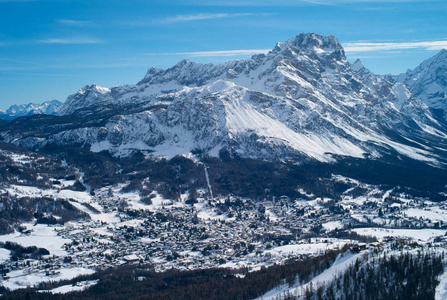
[259,251,365,300]
[436,270,447,300]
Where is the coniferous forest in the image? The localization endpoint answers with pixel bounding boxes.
[304,251,444,300]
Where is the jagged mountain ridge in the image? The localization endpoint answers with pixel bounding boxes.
[1,33,447,165]
[0,100,63,120]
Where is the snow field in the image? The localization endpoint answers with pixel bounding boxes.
[39,280,99,294]
[352,228,446,242]
[0,224,70,257]
[2,267,95,291]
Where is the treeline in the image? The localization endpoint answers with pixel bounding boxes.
[0,241,49,261]
[50,145,447,207]
[1,246,348,300]
[0,142,72,190]
[304,251,445,300]
[0,142,90,234]
[0,195,90,234]
[52,147,365,204]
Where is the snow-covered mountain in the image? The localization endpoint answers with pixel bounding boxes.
[2,33,447,165]
[396,49,447,122]
[0,100,63,120]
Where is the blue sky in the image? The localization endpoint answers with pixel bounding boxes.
[0,0,446,110]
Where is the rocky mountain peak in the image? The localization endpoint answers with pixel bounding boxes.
[79,84,110,94]
[269,33,347,70]
[351,59,377,86]
[396,49,447,118]
[351,59,365,72]
[58,84,111,116]
[414,49,447,73]
[432,48,446,59]
[140,67,164,83]
[287,33,342,50]
[280,33,344,58]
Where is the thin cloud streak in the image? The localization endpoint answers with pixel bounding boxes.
[57,19,93,26]
[344,40,447,53]
[145,49,271,57]
[179,0,435,6]
[0,57,44,66]
[159,13,260,24]
[0,0,38,2]
[300,0,341,6]
[0,71,84,77]
[145,39,447,58]
[36,38,103,45]
[301,0,429,3]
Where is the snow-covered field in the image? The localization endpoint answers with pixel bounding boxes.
[0,248,11,263]
[322,221,344,231]
[39,280,99,294]
[404,207,447,223]
[0,224,70,257]
[264,241,347,257]
[2,267,95,291]
[352,228,446,242]
[6,184,92,203]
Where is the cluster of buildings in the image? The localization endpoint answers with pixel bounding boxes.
[0,176,445,289]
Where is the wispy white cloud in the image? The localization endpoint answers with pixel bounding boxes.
[159,13,260,24]
[146,49,271,57]
[36,37,103,45]
[57,19,93,26]
[344,40,447,53]
[178,0,436,6]
[145,39,447,58]
[0,71,84,77]
[301,0,431,3]
[0,0,69,2]
[0,0,38,2]
[359,7,393,10]
[118,12,272,27]
[300,0,341,6]
[0,57,43,66]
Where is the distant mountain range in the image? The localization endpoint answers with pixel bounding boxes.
[0,100,63,120]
